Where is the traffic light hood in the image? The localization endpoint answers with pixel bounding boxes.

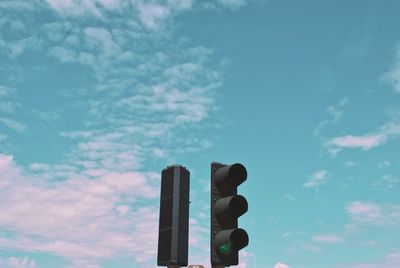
[214,163,247,193]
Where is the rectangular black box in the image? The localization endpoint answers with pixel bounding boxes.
[157,165,190,267]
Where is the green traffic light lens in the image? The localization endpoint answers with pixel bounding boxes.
[218,241,233,255]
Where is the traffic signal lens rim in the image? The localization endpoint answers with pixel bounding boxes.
[229,163,247,183]
[230,195,248,217]
[215,163,247,192]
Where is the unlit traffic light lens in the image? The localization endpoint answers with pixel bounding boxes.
[218,241,233,255]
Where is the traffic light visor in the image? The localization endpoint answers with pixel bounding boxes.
[215,195,248,224]
[215,229,249,255]
[215,163,247,192]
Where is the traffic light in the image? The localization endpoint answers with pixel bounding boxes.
[211,162,249,267]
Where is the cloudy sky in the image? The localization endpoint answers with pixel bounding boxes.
[1,0,400,267]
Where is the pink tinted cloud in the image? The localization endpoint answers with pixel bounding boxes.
[0,256,36,268]
[303,170,328,189]
[329,134,386,150]
[338,250,400,268]
[383,47,400,93]
[346,201,400,227]
[0,153,20,187]
[274,262,291,268]
[313,234,344,243]
[0,152,160,266]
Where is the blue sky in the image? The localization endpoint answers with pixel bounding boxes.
[0,0,400,267]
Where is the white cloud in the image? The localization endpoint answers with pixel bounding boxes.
[302,244,322,253]
[0,133,7,142]
[281,193,296,200]
[378,160,392,168]
[274,262,291,268]
[136,2,170,30]
[43,0,192,29]
[282,231,303,238]
[346,201,400,228]
[381,175,399,188]
[83,27,117,53]
[168,0,192,10]
[45,0,104,17]
[383,45,400,93]
[0,117,26,132]
[153,148,166,158]
[372,174,399,189]
[325,120,400,155]
[0,152,159,266]
[0,1,37,11]
[32,109,61,121]
[0,85,15,96]
[0,85,20,115]
[0,24,43,57]
[344,161,358,167]
[312,234,345,243]
[0,256,36,268]
[303,170,328,189]
[322,97,400,156]
[327,134,386,150]
[218,0,248,9]
[314,97,349,136]
[339,250,400,268]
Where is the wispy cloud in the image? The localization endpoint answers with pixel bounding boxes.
[0,117,26,132]
[346,201,400,228]
[378,160,392,168]
[282,231,303,238]
[327,134,385,150]
[32,109,61,121]
[217,0,248,9]
[325,119,400,155]
[0,256,36,268]
[45,0,118,18]
[338,250,400,268]
[0,85,20,114]
[0,0,38,11]
[0,85,15,96]
[383,45,400,93]
[313,234,345,243]
[344,160,359,167]
[372,174,399,189]
[0,153,159,267]
[314,97,349,137]
[136,2,171,30]
[44,0,192,29]
[274,262,291,268]
[281,193,296,200]
[302,244,323,253]
[303,170,329,189]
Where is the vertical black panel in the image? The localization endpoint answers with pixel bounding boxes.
[158,228,172,262]
[159,196,173,229]
[157,165,190,267]
[177,167,189,266]
[161,168,174,199]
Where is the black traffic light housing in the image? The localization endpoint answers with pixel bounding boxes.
[211,162,249,267]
